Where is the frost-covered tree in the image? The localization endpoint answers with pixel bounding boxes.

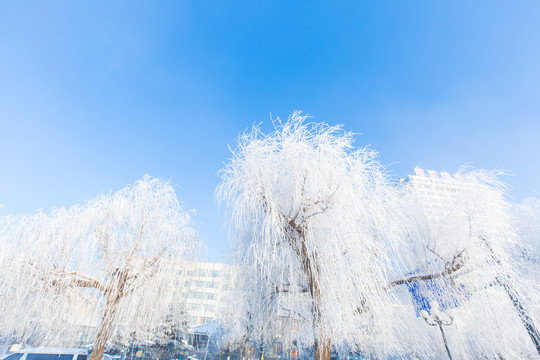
[513,198,540,270]
[0,176,199,360]
[393,169,540,358]
[217,113,406,360]
[217,112,540,359]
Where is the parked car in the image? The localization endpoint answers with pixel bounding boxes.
[1,348,88,360]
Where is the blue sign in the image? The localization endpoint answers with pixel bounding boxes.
[407,278,469,316]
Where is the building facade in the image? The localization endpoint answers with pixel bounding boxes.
[176,261,235,327]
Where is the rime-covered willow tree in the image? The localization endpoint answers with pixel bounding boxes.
[217,113,405,360]
[0,176,199,360]
[392,169,540,358]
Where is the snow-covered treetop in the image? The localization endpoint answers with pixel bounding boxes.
[217,112,407,354]
[0,175,199,346]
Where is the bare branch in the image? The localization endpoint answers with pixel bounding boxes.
[389,251,466,287]
[51,270,107,293]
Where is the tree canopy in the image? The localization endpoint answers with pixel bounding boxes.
[217,114,540,359]
[0,176,199,359]
[217,113,407,359]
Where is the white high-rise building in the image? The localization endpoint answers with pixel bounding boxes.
[401,167,459,199]
[399,167,463,221]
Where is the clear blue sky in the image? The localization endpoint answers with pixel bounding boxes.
[1,1,539,261]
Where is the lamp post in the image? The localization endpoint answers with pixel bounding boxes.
[420,302,454,360]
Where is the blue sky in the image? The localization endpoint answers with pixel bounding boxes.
[1,1,539,261]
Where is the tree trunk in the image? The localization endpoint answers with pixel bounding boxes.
[315,338,332,360]
[89,296,121,360]
[497,277,540,356]
[300,238,332,360]
[311,281,332,360]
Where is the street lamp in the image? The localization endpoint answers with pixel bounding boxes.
[420,301,454,360]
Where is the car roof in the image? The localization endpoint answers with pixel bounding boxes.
[18,348,87,355]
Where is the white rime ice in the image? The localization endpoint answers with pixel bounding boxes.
[217,113,408,359]
[0,176,199,360]
[217,113,540,360]
[1,114,539,360]
[394,170,540,359]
